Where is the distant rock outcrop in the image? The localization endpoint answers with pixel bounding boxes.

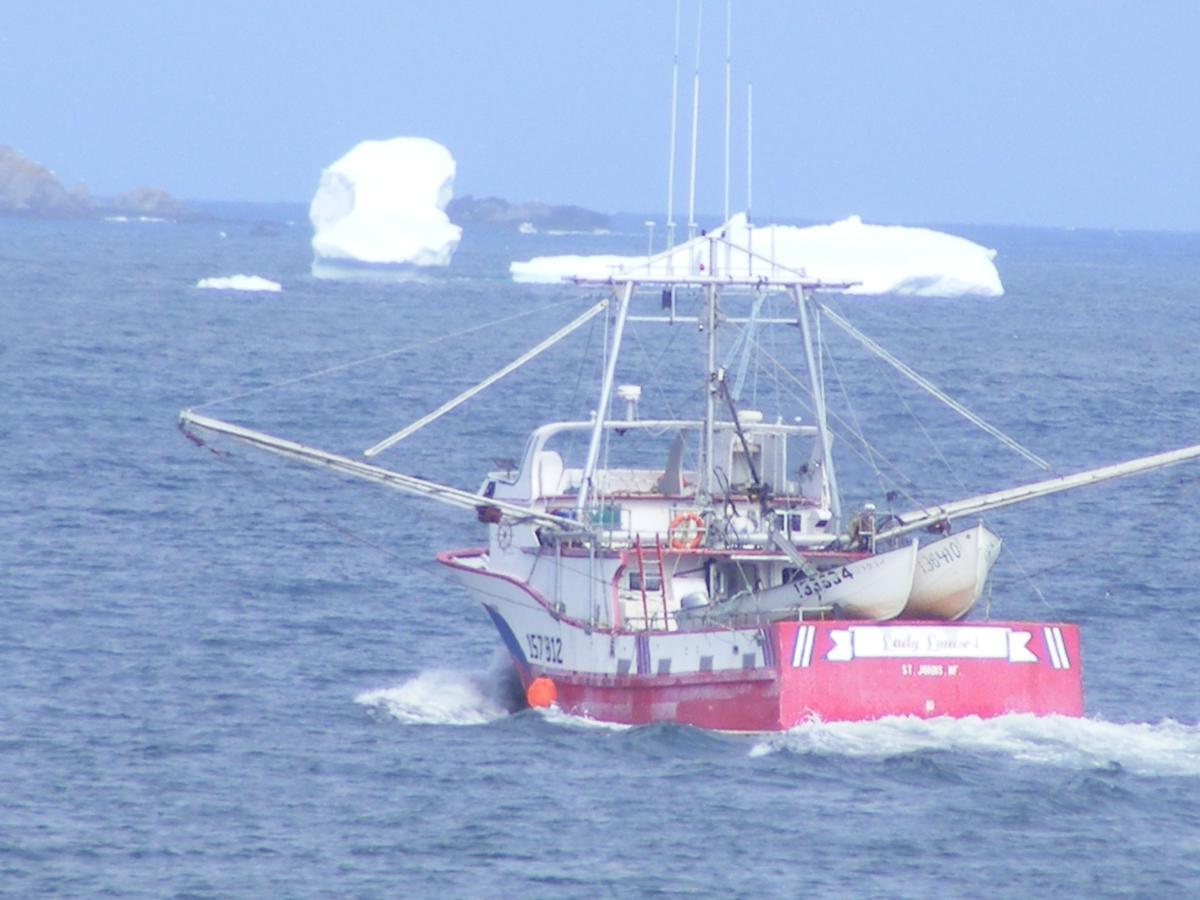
[447,194,609,233]
[0,145,87,217]
[110,186,187,218]
[0,145,193,220]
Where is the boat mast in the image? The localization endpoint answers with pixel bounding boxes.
[793,285,841,526]
[746,82,753,274]
[576,280,636,519]
[746,83,752,227]
[701,239,718,501]
[722,0,731,226]
[686,1,702,241]
[665,0,680,253]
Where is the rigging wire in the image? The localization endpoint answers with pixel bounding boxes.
[198,435,427,565]
[554,309,603,473]
[193,276,1064,623]
[814,300,1060,616]
[192,293,593,412]
[626,303,687,419]
[193,406,658,619]
[814,302,947,506]
[722,319,914,493]
[819,301,1051,472]
[818,329,894,502]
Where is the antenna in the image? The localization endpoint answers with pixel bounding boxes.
[747,82,753,273]
[723,0,731,225]
[746,83,753,226]
[686,0,702,241]
[665,0,680,251]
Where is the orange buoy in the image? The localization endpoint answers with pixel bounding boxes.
[526,676,557,709]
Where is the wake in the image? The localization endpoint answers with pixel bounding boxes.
[750,714,1200,776]
[355,649,524,726]
[357,652,1200,775]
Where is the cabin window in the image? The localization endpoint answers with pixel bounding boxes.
[773,512,806,534]
[589,505,624,527]
[628,571,662,592]
[716,564,754,596]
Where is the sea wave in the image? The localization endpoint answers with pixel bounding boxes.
[355,650,524,726]
[750,714,1200,776]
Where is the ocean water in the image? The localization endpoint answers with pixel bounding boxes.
[3,211,1200,897]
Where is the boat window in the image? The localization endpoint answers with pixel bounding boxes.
[629,571,662,592]
[772,512,807,535]
[719,563,755,596]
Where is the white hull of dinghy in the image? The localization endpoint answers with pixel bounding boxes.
[689,539,918,624]
[902,523,1002,620]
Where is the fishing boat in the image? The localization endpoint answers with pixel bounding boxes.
[180,226,1200,730]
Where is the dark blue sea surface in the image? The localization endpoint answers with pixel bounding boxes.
[3,212,1200,897]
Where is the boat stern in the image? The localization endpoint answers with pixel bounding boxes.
[773,618,1082,724]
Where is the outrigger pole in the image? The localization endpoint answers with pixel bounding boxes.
[575,281,636,519]
[818,303,1050,471]
[363,299,608,457]
[793,285,842,526]
[877,442,1200,541]
[178,410,569,528]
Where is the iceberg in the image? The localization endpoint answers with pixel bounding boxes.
[510,213,1004,297]
[195,275,282,292]
[310,137,462,268]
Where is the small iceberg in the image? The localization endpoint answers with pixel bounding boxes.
[309,137,462,272]
[195,275,282,292]
[104,215,167,224]
[511,213,1004,297]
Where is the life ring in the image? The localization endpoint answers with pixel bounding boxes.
[496,521,513,550]
[668,512,705,550]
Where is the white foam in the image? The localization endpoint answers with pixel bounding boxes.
[309,136,462,267]
[536,705,634,732]
[355,669,512,726]
[749,715,1200,776]
[194,274,282,292]
[356,649,524,726]
[511,212,1003,297]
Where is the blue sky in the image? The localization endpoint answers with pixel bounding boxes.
[4,1,1199,230]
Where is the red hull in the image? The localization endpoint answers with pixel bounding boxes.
[521,620,1082,731]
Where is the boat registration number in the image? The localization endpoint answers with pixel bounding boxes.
[918,539,963,574]
[792,566,854,598]
[526,633,563,664]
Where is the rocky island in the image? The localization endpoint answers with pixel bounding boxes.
[447,194,609,233]
[0,145,192,220]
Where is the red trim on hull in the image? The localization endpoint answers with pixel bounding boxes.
[516,620,1083,730]
[533,668,781,731]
